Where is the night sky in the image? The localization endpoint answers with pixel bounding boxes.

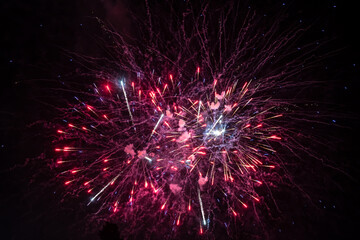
[1,0,360,239]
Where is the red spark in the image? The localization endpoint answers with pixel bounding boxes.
[156,88,161,95]
[241,82,248,90]
[269,135,281,140]
[63,147,70,152]
[161,202,166,210]
[232,209,238,216]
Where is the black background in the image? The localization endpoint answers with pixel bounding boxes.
[1,0,359,239]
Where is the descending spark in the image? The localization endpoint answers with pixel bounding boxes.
[120,80,134,126]
[198,188,206,226]
[197,101,202,121]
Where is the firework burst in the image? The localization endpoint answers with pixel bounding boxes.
[52,1,326,238]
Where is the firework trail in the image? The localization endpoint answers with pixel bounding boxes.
[52,1,327,238]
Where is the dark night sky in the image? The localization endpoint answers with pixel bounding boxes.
[1,0,359,239]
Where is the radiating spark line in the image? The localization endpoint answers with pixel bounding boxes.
[207,115,223,136]
[144,156,153,162]
[149,113,164,139]
[88,174,120,205]
[120,80,134,126]
[198,188,206,225]
[197,101,202,122]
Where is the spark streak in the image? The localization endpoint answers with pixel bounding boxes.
[198,188,206,226]
[120,80,134,126]
[149,114,164,139]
